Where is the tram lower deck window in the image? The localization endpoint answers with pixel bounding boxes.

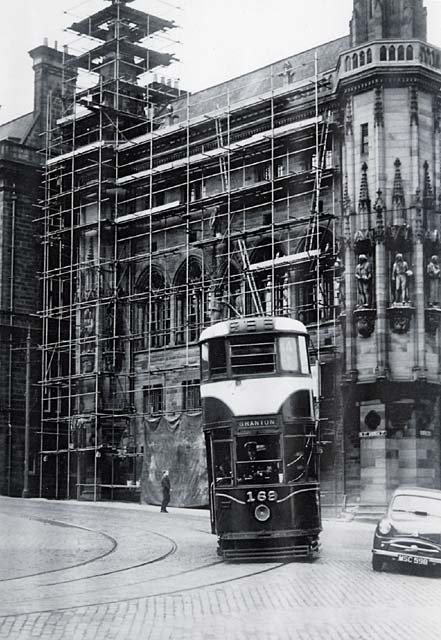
[285,435,317,482]
[230,334,276,376]
[213,440,232,486]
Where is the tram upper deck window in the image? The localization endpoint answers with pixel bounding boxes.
[230,334,275,376]
[200,342,208,380]
[279,335,310,374]
[201,338,227,380]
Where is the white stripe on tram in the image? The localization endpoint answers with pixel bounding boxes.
[276,487,318,504]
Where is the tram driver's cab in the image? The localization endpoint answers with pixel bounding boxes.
[211,427,317,487]
[236,436,280,485]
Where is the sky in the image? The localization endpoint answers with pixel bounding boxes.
[0,0,440,125]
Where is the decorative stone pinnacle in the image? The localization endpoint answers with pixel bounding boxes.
[392,158,405,207]
[410,86,419,126]
[423,160,434,210]
[375,189,384,213]
[358,162,370,212]
[343,176,352,213]
[375,190,385,243]
[374,86,384,128]
[345,99,353,136]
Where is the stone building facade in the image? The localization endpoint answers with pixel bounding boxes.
[2,0,441,510]
[0,44,65,495]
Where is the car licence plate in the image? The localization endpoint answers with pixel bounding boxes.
[397,554,428,566]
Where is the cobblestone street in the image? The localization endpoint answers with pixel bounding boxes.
[1,497,441,639]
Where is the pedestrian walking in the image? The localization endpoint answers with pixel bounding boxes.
[160,470,171,512]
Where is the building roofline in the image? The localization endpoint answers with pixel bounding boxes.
[185,33,349,100]
[0,111,34,130]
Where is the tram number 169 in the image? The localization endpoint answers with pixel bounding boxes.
[246,490,278,503]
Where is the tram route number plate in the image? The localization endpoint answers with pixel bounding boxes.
[246,490,278,503]
[397,554,428,566]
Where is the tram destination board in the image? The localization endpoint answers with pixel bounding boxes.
[236,416,279,431]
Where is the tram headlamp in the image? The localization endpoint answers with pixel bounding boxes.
[255,504,271,522]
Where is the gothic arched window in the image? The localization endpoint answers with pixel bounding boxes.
[136,267,170,349]
[174,257,207,344]
[398,45,405,61]
[352,53,359,69]
[360,51,366,67]
[212,262,243,321]
[366,48,372,64]
[389,46,396,61]
[380,46,387,61]
[406,45,414,61]
[246,241,289,317]
[345,56,351,72]
[293,228,334,326]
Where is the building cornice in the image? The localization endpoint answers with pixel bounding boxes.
[337,66,441,97]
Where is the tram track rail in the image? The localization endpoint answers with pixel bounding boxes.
[0,561,284,617]
[0,517,118,583]
[0,506,286,618]
[43,528,178,586]
[0,513,179,586]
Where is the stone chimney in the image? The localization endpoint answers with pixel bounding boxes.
[28,43,76,138]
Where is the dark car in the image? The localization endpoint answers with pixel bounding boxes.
[372,487,441,572]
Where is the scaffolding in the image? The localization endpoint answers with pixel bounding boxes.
[38,0,342,505]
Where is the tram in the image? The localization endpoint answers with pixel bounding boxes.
[199,316,321,561]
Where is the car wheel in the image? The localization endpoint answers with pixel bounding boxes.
[372,554,383,572]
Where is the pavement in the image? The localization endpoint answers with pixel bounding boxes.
[0,496,440,640]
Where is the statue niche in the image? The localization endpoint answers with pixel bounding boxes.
[388,253,415,334]
[391,253,411,305]
[426,255,441,334]
[355,253,372,308]
[427,255,441,308]
[354,253,375,338]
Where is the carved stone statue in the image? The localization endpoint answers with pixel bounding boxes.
[355,254,372,307]
[392,253,411,304]
[427,255,441,307]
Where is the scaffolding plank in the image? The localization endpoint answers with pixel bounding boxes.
[115,200,181,224]
[70,5,175,41]
[47,140,114,166]
[69,39,175,73]
[249,250,320,272]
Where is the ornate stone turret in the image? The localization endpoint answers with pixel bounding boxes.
[350,0,427,47]
[339,0,441,510]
